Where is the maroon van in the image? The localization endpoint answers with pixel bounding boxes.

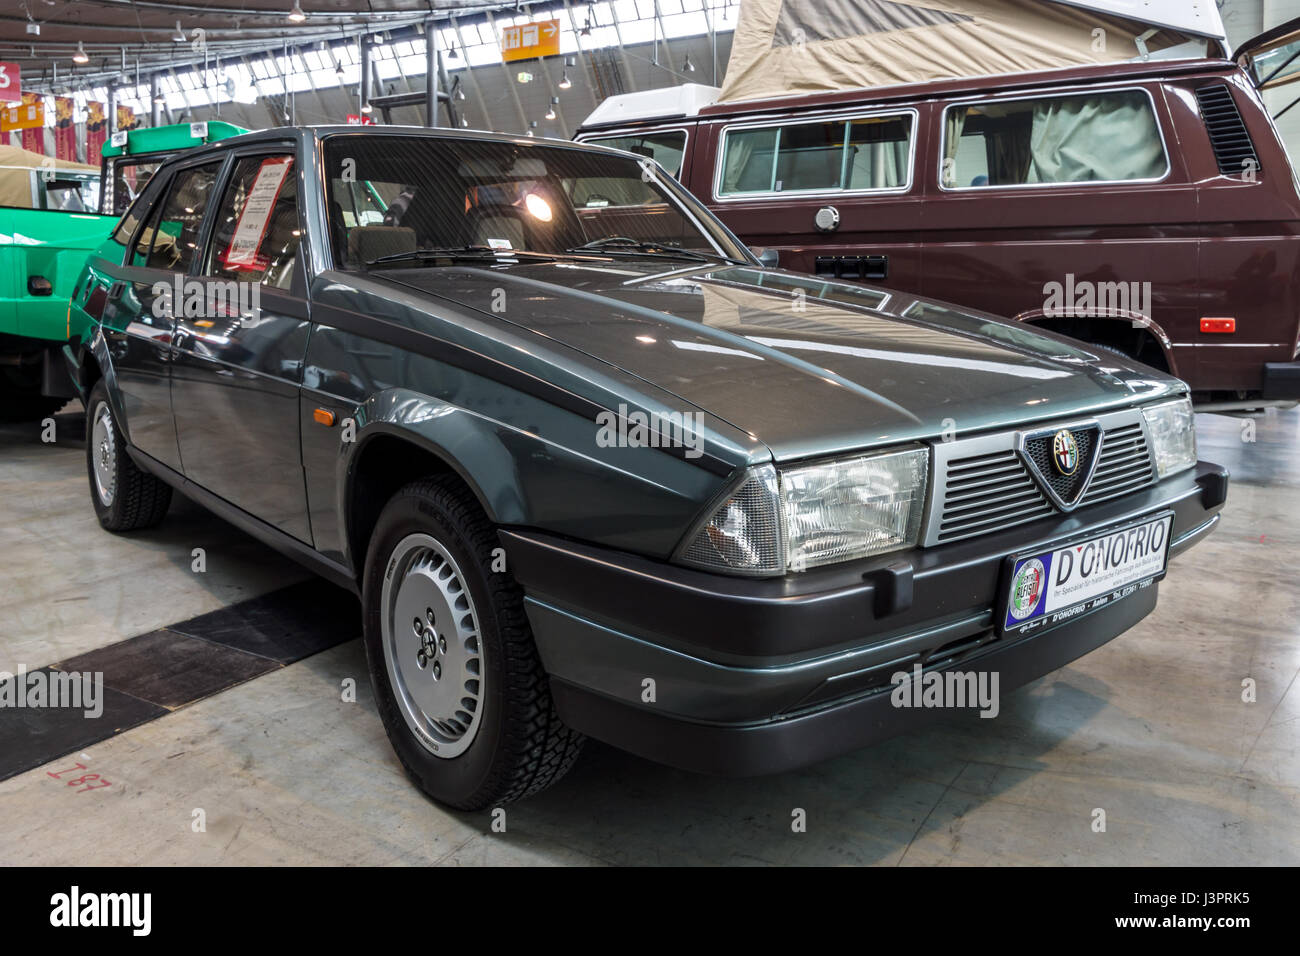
[575,24,1300,410]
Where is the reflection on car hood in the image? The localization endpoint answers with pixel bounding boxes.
[378,260,1184,461]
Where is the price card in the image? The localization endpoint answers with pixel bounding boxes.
[224,156,293,270]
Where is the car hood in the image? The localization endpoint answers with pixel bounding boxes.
[377,259,1184,462]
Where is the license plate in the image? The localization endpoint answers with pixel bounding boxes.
[1000,513,1173,635]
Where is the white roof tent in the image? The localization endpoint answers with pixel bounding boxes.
[582,0,1232,111]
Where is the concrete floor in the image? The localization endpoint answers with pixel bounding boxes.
[0,403,1296,865]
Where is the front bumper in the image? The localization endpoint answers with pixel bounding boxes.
[503,460,1228,776]
[1262,361,1300,401]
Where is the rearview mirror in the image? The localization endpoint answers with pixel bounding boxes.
[751,246,779,268]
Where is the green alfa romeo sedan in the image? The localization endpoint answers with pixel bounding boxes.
[65,127,1228,809]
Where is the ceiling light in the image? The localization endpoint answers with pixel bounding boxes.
[361,101,372,113]
[545,96,557,120]
[524,193,552,222]
[287,1,306,23]
[448,45,459,60]
[558,72,572,90]
[682,54,694,73]
[73,42,88,64]
[172,21,186,43]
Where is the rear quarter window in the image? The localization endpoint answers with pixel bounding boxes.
[941,88,1168,189]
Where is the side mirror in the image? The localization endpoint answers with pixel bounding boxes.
[27,276,53,297]
[751,246,779,269]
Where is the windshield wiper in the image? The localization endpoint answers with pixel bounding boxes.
[565,237,749,266]
[365,245,565,267]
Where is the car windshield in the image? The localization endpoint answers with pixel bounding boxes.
[323,134,750,270]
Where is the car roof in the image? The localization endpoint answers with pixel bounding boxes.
[159,124,631,164]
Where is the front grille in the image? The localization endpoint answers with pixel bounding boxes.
[932,419,1155,544]
[1082,421,1156,502]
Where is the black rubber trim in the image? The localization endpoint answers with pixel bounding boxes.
[549,581,1159,776]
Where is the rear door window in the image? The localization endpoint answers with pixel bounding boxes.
[941,89,1168,188]
[717,113,913,197]
[145,161,222,272]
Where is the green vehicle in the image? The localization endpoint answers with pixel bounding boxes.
[0,122,247,421]
[99,120,248,217]
[0,144,112,420]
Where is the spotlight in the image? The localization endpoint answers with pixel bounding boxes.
[73,42,88,64]
[682,54,694,73]
[545,96,557,120]
[558,72,572,90]
[172,21,186,43]
[288,1,306,23]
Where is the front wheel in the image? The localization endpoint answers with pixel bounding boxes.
[85,380,172,531]
[362,476,584,810]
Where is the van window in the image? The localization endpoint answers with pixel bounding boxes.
[718,113,913,197]
[942,90,1167,189]
[584,131,687,177]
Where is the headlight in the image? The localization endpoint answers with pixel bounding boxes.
[1141,396,1197,478]
[678,447,929,576]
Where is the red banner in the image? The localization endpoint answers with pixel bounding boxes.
[20,93,43,153]
[0,61,19,103]
[86,101,107,162]
[54,96,76,161]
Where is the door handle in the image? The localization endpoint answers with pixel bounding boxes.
[108,280,126,299]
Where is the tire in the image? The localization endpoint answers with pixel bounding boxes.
[362,476,584,810]
[85,380,172,531]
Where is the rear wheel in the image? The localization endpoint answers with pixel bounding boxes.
[85,380,172,531]
[361,476,584,810]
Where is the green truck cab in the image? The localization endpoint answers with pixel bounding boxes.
[0,121,248,420]
[100,120,248,217]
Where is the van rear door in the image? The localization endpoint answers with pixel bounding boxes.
[1235,17,1300,91]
